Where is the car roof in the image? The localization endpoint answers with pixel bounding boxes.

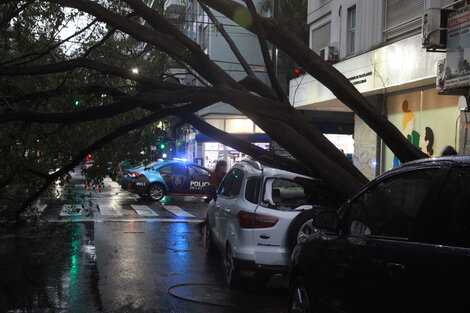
[387,155,470,174]
[233,159,317,181]
[155,160,211,169]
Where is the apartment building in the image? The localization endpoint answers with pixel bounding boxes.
[290,0,469,179]
[176,0,270,169]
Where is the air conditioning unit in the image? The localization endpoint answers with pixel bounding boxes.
[422,8,450,51]
[319,46,337,62]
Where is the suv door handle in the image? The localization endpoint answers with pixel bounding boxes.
[387,262,406,275]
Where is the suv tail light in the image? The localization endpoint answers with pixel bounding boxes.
[128,172,142,177]
[237,211,278,229]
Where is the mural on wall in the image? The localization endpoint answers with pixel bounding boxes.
[393,100,435,167]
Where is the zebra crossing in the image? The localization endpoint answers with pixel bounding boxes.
[46,202,201,220]
[130,205,159,216]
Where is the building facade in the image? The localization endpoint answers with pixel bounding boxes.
[177,0,271,169]
[291,0,469,179]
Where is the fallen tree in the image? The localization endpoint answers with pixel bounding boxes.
[0,0,427,223]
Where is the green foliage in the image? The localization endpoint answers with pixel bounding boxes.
[0,1,173,224]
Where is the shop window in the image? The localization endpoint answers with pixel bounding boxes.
[225,119,254,133]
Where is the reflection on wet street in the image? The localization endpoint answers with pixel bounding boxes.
[0,223,101,312]
[0,221,288,313]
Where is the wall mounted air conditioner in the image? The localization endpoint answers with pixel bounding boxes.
[319,46,337,62]
[422,8,450,51]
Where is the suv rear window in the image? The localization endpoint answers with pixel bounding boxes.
[263,178,334,209]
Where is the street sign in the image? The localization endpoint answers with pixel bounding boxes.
[443,5,470,91]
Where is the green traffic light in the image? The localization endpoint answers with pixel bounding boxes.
[74,100,80,106]
[160,144,165,149]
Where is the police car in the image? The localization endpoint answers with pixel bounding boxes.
[119,160,213,201]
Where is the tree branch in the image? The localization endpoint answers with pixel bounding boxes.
[201,0,427,163]
[16,99,214,219]
[0,58,181,90]
[183,113,312,175]
[1,87,221,124]
[198,1,255,77]
[242,0,287,103]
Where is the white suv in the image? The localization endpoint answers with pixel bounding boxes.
[204,160,338,288]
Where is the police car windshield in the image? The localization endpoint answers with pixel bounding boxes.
[133,162,159,171]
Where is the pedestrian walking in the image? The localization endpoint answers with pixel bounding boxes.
[209,160,227,188]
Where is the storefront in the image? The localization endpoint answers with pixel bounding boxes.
[383,89,461,171]
[186,115,270,169]
[289,34,463,178]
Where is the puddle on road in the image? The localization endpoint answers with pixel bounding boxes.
[0,223,102,313]
[168,283,288,312]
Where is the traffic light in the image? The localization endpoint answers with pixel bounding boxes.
[294,67,306,76]
[160,143,165,149]
[74,99,80,106]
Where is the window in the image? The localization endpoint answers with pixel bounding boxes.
[347,169,438,239]
[245,178,261,204]
[385,0,424,41]
[311,22,331,55]
[347,6,356,54]
[262,178,336,209]
[219,168,244,197]
[434,167,470,248]
[189,165,210,176]
[159,164,186,175]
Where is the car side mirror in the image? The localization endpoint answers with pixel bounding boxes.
[202,185,217,200]
[314,210,340,232]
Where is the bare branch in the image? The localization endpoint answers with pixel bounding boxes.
[183,113,311,175]
[242,0,287,103]
[0,58,181,90]
[201,0,427,163]
[1,86,221,124]
[16,99,213,218]
[198,1,255,77]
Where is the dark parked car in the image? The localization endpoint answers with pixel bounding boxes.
[289,156,470,313]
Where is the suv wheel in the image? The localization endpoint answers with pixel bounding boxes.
[148,184,165,201]
[205,222,217,256]
[225,245,247,289]
[289,277,313,313]
[287,210,321,253]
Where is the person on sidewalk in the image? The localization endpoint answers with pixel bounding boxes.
[209,160,227,188]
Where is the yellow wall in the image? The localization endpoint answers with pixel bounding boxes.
[383,89,460,171]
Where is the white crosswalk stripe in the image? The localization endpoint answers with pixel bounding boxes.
[97,201,123,216]
[131,205,159,216]
[162,205,195,217]
[60,204,83,216]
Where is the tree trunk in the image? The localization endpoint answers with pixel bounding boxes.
[183,113,312,176]
[200,0,428,163]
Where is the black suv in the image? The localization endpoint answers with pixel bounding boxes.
[289,156,470,313]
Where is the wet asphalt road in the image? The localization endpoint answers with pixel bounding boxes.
[0,171,289,313]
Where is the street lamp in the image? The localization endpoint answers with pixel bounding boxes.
[131,67,139,74]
